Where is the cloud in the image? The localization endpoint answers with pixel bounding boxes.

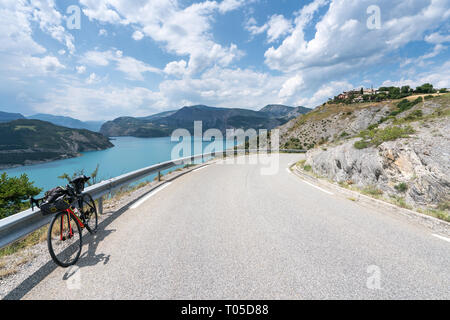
[80,49,161,80]
[265,0,450,73]
[98,28,108,36]
[0,1,46,55]
[32,84,164,121]
[279,75,304,100]
[164,60,188,77]
[132,30,144,41]
[79,0,247,75]
[247,14,293,43]
[30,0,75,54]
[297,81,354,107]
[425,32,450,44]
[382,61,450,89]
[76,65,87,74]
[21,55,65,75]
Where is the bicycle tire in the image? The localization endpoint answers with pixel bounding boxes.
[80,193,98,233]
[47,211,82,268]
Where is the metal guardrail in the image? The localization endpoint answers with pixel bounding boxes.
[0,149,305,249]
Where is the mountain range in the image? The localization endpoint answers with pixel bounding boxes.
[100,104,310,137]
[0,111,104,132]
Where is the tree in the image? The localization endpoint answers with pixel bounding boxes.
[0,173,42,219]
[58,164,100,187]
[401,85,410,94]
[416,83,434,93]
[360,87,364,95]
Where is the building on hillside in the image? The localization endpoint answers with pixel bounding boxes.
[336,88,375,100]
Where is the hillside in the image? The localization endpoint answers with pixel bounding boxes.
[283,93,450,215]
[260,105,311,120]
[0,111,25,123]
[101,104,309,137]
[0,119,114,169]
[27,114,104,132]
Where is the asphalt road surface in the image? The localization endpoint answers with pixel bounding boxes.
[19,154,450,299]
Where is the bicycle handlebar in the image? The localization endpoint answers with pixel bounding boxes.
[30,197,45,211]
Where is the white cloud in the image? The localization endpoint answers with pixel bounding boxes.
[79,0,246,75]
[425,32,450,44]
[246,14,293,43]
[30,0,75,54]
[382,61,450,89]
[98,28,108,36]
[266,15,293,43]
[279,75,304,100]
[265,0,450,73]
[32,84,164,121]
[80,50,161,80]
[164,60,188,77]
[86,72,101,84]
[21,55,65,75]
[132,30,144,41]
[0,1,46,55]
[76,65,87,74]
[297,81,354,108]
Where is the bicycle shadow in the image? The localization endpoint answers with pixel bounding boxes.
[3,200,133,300]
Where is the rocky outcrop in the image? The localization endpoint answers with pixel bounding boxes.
[303,97,450,209]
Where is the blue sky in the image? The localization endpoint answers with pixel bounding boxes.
[0,0,449,120]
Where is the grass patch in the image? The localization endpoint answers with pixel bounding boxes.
[354,125,415,149]
[354,140,369,149]
[0,227,47,258]
[423,209,450,222]
[303,165,312,172]
[361,186,383,198]
[389,196,412,209]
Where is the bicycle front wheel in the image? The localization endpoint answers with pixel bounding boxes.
[48,211,82,268]
[80,193,98,233]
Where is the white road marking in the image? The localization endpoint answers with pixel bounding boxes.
[297,178,334,195]
[130,183,173,209]
[432,234,450,243]
[192,165,209,172]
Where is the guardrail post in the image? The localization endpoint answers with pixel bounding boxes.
[158,171,161,182]
[98,196,103,215]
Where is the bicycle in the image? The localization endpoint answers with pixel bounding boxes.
[31,175,98,268]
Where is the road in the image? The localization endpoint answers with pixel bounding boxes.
[17,154,450,299]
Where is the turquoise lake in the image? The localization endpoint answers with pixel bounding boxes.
[3,136,235,195]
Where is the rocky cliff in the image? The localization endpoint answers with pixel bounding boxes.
[283,94,449,213]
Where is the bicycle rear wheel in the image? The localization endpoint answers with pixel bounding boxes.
[80,193,98,233]
[48,211,82,268]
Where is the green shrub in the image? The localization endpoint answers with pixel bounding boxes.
[303,165,312,172]
[404,109,423,121]
[354,126,414,149]
[394,183,408,192]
